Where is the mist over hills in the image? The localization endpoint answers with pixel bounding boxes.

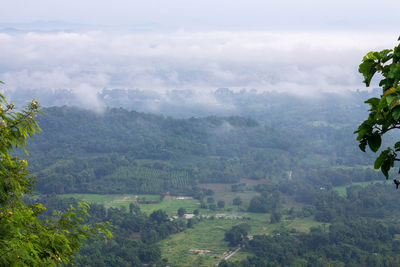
[15,87,381,195]
[4,86,375,120]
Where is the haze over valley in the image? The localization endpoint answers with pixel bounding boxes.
[2,1,400,266]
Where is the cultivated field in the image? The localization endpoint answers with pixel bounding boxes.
[60,185,330,267]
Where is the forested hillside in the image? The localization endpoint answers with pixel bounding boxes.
[24,93,378,196]
[29,107,291,194]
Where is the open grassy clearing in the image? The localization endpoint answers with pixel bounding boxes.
[213,190,259,206]
[159,219,248,267]
[58,193,202,215]
[228,251,253,263]
[159,215,326,267]
[333,180,387,197]
[140,198,200,215]
[58,193,160,209]
[333,165,373,170]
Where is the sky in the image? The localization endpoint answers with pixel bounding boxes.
[2,0,400,32]
[1,0,400,105]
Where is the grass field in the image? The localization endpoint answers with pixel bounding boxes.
[213,190,259,207]
[58,193,202,215]
[58,193,160,209]
[159,215,326,267]
[159,219,249,267]
[140,197,200,215]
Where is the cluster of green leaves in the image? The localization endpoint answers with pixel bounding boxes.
[355,37,400,178]
[0,89,111,266]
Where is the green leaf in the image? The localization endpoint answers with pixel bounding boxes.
[374,152,385,169]
[395,141,400,151]
[367,133,382,152]
[359,140,367,152]
[388,62,400,79]
[378,97,388,111]
[385,94,398,108]
[380,49,393,63]
[379,78,391,88]
[381,160,391,179]
[364,97,380,109]
[359,59,377,87]
[392,106,400,120]
[359,143,366,152]
[355,120,373,140]
[363,51,379,61]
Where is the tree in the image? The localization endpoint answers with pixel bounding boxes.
[187,218,194,228]
[270,211,282,224]
[207,197,215,203]
[129,202,140,214]
[224,223,250,247]
[177,207,186,217]
[355,37,400,181]
[217,200,225,209]
[233,197,242,206]
[0,89,111,266]
[150,209,168,224]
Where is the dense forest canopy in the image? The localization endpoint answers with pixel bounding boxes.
[20,89,381,196]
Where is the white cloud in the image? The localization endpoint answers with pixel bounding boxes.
[0,31,397,103]
[72,83,105,112]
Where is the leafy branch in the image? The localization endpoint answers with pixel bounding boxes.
[0,82,112,266]
[355,37,400,179]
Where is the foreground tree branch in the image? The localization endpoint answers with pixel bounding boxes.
[355,37,400,183]
[0,82,112,266]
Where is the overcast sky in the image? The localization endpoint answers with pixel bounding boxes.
[1,0,400,106]
[2,0,400,32]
